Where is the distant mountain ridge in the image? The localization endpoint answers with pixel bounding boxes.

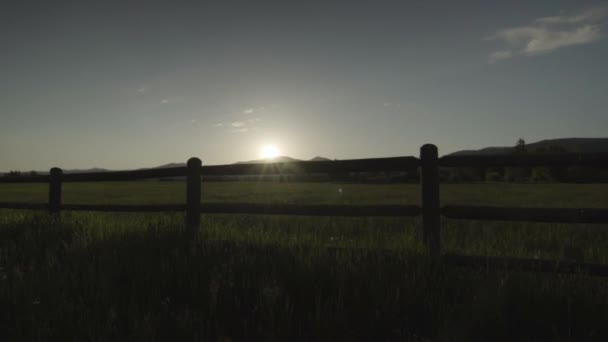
[235,156,331,164]
[449,138,608,156]
[6,137,608,175]
[0,157,333,175]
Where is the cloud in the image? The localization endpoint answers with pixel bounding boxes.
[136,86,148,94]
[486,6,607,62]
[213,117,261,133]
[231,128,249,133]
[536,7,608,25]
[160,99,169,104]
[243,108,254,114]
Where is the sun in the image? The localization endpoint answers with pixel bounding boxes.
[260,145,280,160]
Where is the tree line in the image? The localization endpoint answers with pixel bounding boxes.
[442,139,608,183]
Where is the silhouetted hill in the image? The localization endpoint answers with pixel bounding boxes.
[449,138,608,156]
[8,168,110,176]
[235,156,333,164]
[235,156,301,164]
[311,156,332,162]
[64,168,109,174]
[153,163,186,169]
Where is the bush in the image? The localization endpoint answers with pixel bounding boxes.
[485,171,502,182]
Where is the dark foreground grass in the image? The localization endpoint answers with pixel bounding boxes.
[2,210,608,341]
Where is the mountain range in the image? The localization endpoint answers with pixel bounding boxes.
[447,138,608,156]
[3,138,608,175]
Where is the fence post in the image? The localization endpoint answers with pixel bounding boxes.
[186,157,202,237]
[49,167,63,215]
[420,144,440,259]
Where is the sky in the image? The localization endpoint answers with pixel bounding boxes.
[1,0,608,171]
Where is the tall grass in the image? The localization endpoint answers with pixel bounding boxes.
[1,209,608,340]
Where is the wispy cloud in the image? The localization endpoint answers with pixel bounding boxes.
[486,6,607,63]
[243,108,254,114]
[212,116,263,133]
[536,7,608,25]
[231,128,249,133]
[160,99,169,104]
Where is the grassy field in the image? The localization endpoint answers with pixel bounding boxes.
[1,181,608,207]
[1,181,608,340]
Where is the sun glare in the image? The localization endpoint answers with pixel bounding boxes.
[260,145,280,159]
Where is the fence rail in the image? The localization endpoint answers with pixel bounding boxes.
[2,146,608,276]
[200,203,421,216]
[439,153,608,168]
[442,206,608,224]
[201,156,420,175]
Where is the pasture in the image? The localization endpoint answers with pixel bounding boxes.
[1,181,608,340]
[1,181,608,207]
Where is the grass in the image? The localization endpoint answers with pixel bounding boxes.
[1,181,608,340]
[1,181,608,207]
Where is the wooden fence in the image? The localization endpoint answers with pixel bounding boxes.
[2,145,608,275]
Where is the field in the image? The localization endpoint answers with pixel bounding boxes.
[2,182,608,340]
[2,181,608,207]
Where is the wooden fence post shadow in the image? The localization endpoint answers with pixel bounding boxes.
[49,167,63,215]
[420,144,440,259]
[186,157,202,238]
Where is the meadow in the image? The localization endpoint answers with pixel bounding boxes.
[1,181,608,340]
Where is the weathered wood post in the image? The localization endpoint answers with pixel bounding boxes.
[186,158,202,237]
[49,167,63,215]
[420,144,440,259]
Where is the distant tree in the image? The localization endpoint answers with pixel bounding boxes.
[514,138,527,154]
[485,170,502,182]
[29,171,38,177]
[507,138,530,181]
[447,167,484,183]
[530,167,555,183]
[530,145,569,182]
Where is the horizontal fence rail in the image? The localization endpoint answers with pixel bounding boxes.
[0,156,420,183]
[2,146,608,276]
[0,202,48,210]
[442,206,608,224]
[201,156,420,175]
[439,153,608,168]
[0,202,420,217]
[0,175,49,183]
[61,167,187,182]
[200,203,421,217]
[443,254,608,277]
[61,204,186,212]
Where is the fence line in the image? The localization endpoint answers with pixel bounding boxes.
[2,146,608,275]
[439,153,608,168]
[442,206,608,224]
